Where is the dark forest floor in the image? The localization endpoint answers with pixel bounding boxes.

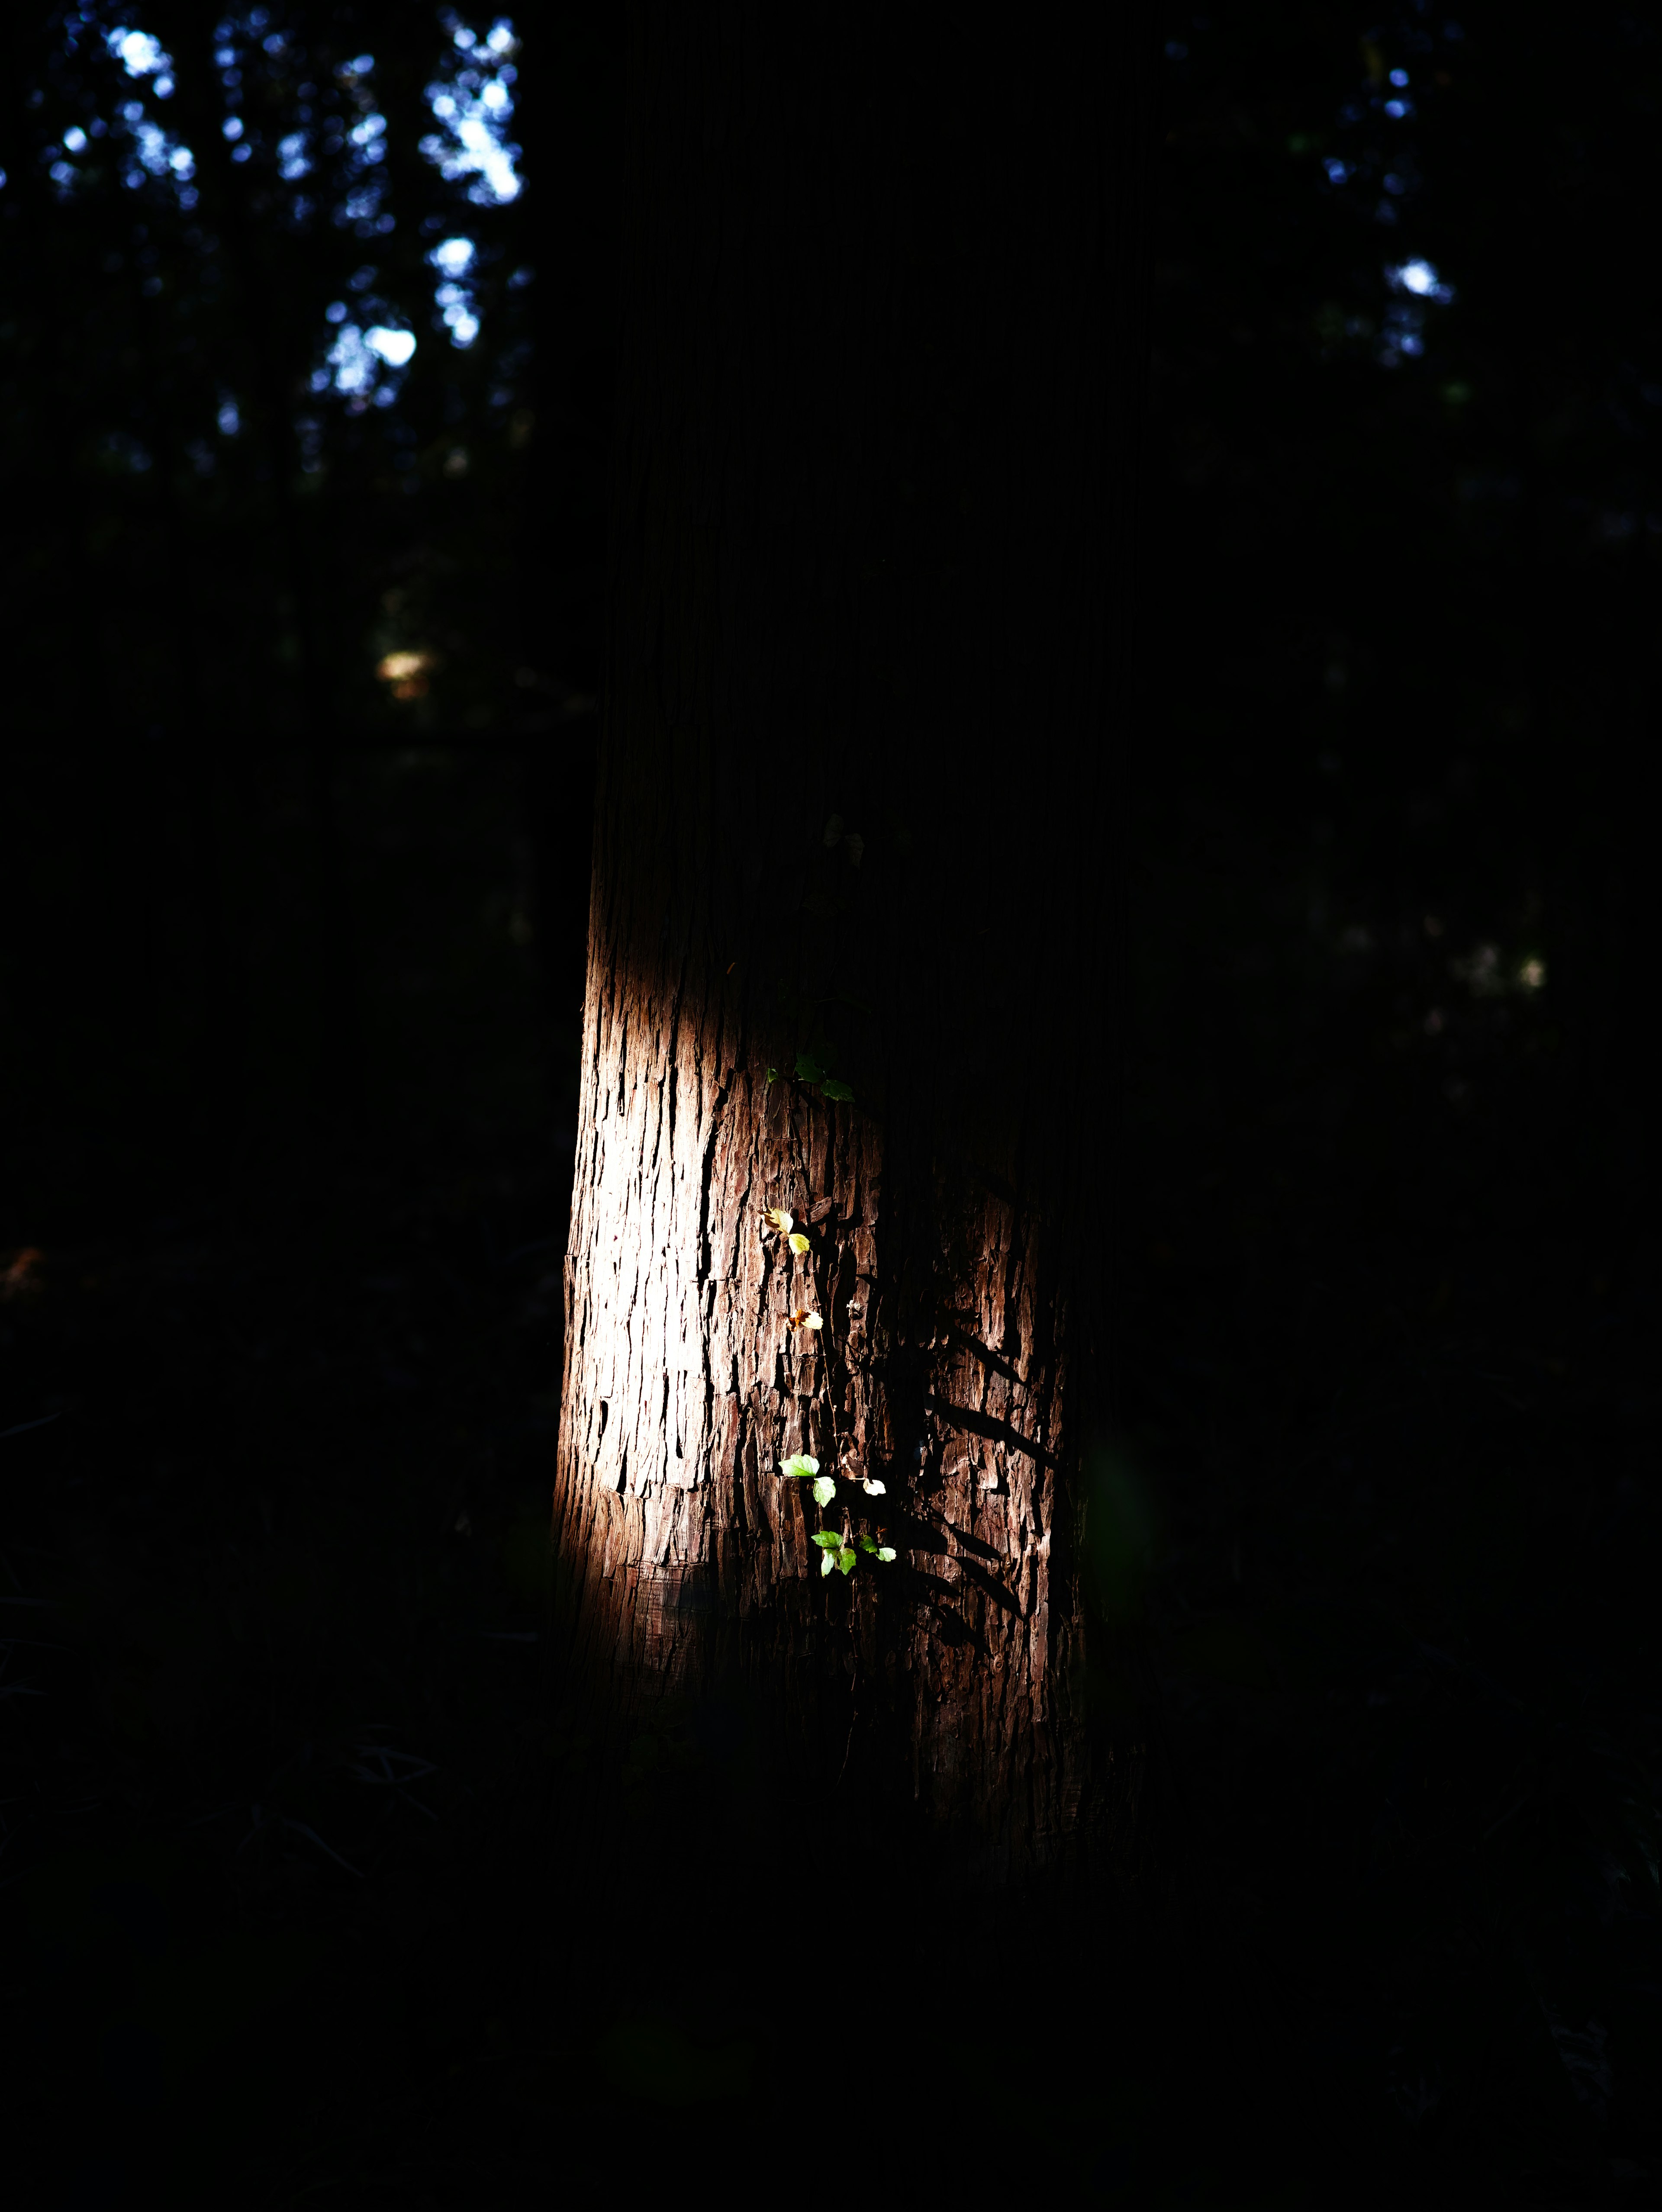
[3,755,1658,2207]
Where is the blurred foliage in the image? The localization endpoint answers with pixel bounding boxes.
[1127,4,1662,2191]
[3,1,548,739]
[1083,1445,1159,1627]
[0,1,614,1212]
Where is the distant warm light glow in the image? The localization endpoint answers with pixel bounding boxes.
[1,1247,44,1301]
[377,649,436,700]
[1517,958,1546,991]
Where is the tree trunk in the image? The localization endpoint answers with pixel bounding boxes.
[552,6,1148,1885]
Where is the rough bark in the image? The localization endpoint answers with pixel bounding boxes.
[552,6,1147,1882]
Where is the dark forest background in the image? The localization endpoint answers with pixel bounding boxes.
[3,5,1659,2204]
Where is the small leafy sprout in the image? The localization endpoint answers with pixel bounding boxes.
[767,1067,778,1085]
[788,1230,811,1255]
[762,1206,793,1237]
[857,1536,898,1563]
[778,1453,819,1481]
[779,1043,854,1104]
[811,1529,855,1577]
[788,1309,822,1333]
[861,1477,886,1496]
[810,1474,836,1508]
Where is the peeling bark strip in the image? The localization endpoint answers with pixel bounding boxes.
[551,7,1148,1878]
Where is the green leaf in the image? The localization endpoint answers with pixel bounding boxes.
[836,1547,856,1575]
[821,1078,855,1102]
[811,1531,844,1550]
[787,1231,811,1255]
[766,1067,778,1085]
[820,1551,835,1577]
[875,1547,897,1563]
[810,1474,837,1508]
[778,1454,819,1481]
[793,1051,824,1084]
